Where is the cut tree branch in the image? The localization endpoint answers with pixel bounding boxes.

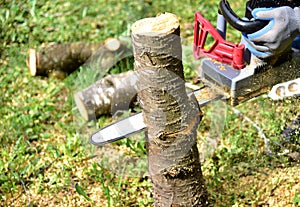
[74,70,138,120]
[26,38,131,79]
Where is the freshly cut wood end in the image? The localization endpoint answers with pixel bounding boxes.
[104,38,121,52]
[131,12,179,36]
[26,49,37,76]
[74,92,90,121]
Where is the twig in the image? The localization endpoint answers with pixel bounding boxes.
[230,106,273,155]
[9,167,31,207]
[20,177,31,207]
[77,154,98,162]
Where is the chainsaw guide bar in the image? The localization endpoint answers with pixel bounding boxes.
[90,86,224,146]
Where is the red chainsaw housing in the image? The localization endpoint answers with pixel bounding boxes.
[193,12,245,70]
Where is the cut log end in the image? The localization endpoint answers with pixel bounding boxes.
[104,38,121,52]
[26,49,38,76]
[131,12,179,35]
[74,92,91,121]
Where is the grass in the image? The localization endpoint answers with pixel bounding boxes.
[1,0,300,206]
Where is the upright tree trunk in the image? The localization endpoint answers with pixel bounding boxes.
[131,13,208,206]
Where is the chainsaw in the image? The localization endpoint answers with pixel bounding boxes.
[90,0,300,146]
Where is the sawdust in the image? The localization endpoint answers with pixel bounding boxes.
[218,65,226,71]
[234,165,300,206]
[195,87,214,102]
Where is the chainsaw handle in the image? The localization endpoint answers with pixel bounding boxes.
[193,12,245,69]
[219,0,268,33]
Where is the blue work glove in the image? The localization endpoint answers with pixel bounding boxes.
[292,35,300,50]
[244,6,300,59]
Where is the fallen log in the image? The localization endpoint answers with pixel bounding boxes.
[74,70,138,121]
[26,38,131,79]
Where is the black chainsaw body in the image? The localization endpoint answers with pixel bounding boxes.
[219,0,300,34]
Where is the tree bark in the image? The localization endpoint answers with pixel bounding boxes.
[26,38,131,79]
[131,13,208,206]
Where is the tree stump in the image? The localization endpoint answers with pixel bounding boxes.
[131,12,208,206]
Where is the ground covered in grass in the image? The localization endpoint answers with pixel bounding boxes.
[1,0,299,206]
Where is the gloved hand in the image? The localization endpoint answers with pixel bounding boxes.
[244,6,300,59]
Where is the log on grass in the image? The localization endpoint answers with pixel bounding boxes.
[131,12,208,206]
[74,70,138,121]
[26,38,131,79]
